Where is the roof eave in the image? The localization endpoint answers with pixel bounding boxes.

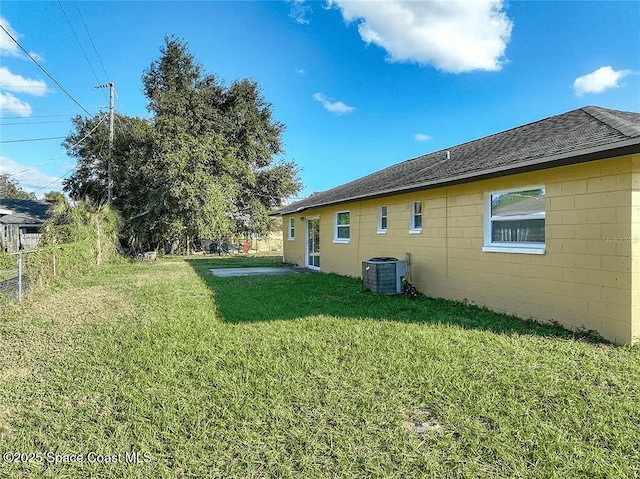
[0,219,44,226]
[271,137,640,216]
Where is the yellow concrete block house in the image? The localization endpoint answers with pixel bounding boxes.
[273,106,640,344]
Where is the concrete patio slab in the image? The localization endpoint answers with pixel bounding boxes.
[209,267,304,277]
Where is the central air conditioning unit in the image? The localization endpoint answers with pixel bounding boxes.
[362,257,407,294]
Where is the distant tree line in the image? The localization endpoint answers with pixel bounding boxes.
[0,174,36,200]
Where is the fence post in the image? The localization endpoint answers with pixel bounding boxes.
[17,252,22,301]
[96,220,102,265]
[53,253,57,276]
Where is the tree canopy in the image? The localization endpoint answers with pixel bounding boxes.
[0,174,36,200]
[43,191,68,205]
[63,36,301,252]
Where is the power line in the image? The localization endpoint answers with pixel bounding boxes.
[3,114,108,177]
[0,23,92,116]
[3,107,91,112]
[3,157,65,177]
[57,0,107,102]
[114,117,135,143]
[74,0,110,81]
[1,119,71,126]
[28,165,77,194]
[0,136,66,144]
[0,114,72,119]
[9,115,110,196]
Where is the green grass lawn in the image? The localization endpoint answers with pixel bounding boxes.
[1,255,639,478]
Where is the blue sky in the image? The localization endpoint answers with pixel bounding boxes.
[1,1,638,200]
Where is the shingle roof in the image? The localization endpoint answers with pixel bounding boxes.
[273,106,640,216]
[0,199,50,225]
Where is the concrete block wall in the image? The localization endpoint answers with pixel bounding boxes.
[631,155,640,344]
[283,154,639,343]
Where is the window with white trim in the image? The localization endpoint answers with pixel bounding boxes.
[334,211,350,243]
[287,218,295,240]
[410,201,422,233]
[483,186,545,254]
[378,206,388,234]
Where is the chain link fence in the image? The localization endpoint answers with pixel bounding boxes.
[1,252,25,301]
[0,225,117,303]
[0,249,60,301]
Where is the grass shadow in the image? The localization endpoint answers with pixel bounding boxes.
[186,256,607,344]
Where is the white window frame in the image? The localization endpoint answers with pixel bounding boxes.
[409,201,423,234]
[377,205,388,234]
[287,217,295,240]
[482,185,546,255]
[334,211,350,243]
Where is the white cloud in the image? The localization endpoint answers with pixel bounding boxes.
[0,156,61,191]
[0,16,21,58]
[414,133,433,142]
[573,66,632,96]
[0,21,49,118]
[0,91,32,116]
[312,92,355,114]
[295,67,306,75]
[0,67,48,96]
[289,0,312,25]
[329,0,512,73]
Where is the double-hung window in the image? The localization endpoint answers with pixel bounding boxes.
[483,186,545,254]
[409,201,422,234]
[378,206,388,234]
[287,218,295,240]
[334,211,350,243]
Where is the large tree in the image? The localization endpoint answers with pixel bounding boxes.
[63,113,152,206]
[63,36,301,252]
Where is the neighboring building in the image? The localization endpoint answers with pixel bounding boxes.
[273,106,640,344]
[247,229,284,255]
[0,199,50,252]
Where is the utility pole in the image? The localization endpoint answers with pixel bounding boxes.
[107,82,114,205]
[95,82,115,204]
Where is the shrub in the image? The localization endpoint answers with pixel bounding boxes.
[23,202,122,291]
[23,242,97,289]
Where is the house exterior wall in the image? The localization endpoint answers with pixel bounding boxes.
[283,217,306,266]
[631,155,640,344]
[20,232,41,250]
[283,154,640,344]
[1,225,22,253]
[1,225,43,252]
